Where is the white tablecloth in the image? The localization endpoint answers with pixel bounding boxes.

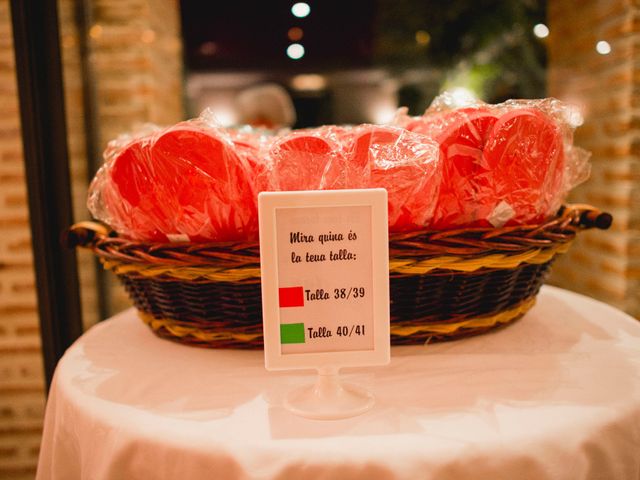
[36,286,640,480]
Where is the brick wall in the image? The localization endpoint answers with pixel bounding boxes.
[90,0,183,145]
[88,0,184,314]
[548,0,640,317]
[0,1,183,478]
[0,1,45,477]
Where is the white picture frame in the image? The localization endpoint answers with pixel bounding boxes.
[258,189,390,372]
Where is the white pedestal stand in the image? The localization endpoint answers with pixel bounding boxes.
[284,366,374,420]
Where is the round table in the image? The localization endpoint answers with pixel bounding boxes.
[36,286,640,480]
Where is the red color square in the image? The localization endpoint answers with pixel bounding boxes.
[279,286,304,308]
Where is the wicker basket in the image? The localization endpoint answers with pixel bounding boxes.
[67,204,611,348]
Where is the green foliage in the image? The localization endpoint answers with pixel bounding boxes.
[374,0,547,99]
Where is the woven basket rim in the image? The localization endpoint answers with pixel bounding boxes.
[67,204,610,269]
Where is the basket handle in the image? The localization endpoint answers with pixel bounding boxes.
[564,204,613,230]
[63,221,111,249]
[580,210,612,230]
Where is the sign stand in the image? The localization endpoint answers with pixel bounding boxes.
[258,189,390,420]
[284,366,374,420]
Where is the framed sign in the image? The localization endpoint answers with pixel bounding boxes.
[258,189,390,373]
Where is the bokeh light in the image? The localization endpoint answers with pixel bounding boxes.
[291,3,311,18]
[415,30,430,46]
[287,27,304,42]
[287,43,305,60]
[533,23,549,39]
[596,40,611,55]
[291,74,326,91]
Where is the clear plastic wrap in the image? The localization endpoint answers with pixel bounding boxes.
[88,93,590,242]
[268,126,349,191]
[398,92,590,227]
[88,117,269,242]
[267,125,441,230]
[345,125,441,230]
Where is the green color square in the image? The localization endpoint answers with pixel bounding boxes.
[280,323,305,344]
